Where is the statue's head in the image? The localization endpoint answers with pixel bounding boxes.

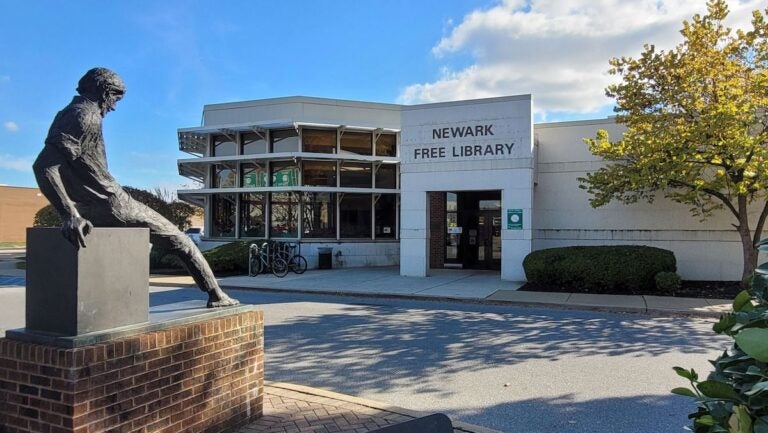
[76,68,126,116]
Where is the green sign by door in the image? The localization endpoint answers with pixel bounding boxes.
[507,209,523,230]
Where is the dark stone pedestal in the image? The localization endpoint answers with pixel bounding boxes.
[0,304,264,433]
[24,227,150,336]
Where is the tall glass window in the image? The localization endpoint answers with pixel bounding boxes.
[270,192,299,238]
[302,160,337,187]
[375,194,396,239]
[239,193,265,237]
[340,131,372,156]
[211,194,236,237]
[271,129,299,153]
[375,133,397,157]
[242,132,267,155]
[213,163,237,188]
[212,134,237,157]
[302,192,336,238]
[340,162,372,188]
[375,164,397,189]
[302,129,336,154]
[339,194,372,238]
[241,163,267,187]
[271,161,299,187]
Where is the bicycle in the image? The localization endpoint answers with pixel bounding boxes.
[274,241,307,274]
[249,242,289,277]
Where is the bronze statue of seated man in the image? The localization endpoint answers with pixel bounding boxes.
[33,67,238,308]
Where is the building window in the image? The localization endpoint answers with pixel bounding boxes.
[341,131,372,156]
[242,132,267,155]
[241,163,268,187]
[375,164,397,189]
[213,163,237,188]
[340,162,372,188]
[270,192,299,238]
[302,160,336,187]
[211,194,236,237]
[271,161,299,187]
[212,134,237,157]
[375,133,396,157]
[375,194,397,239]
[271,129,299,153]
[302,192,336,238]
[302,129,336,154]
[339,194,372,238]
[240,193,265,237]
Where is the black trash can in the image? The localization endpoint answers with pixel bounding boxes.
[317,247,333,269]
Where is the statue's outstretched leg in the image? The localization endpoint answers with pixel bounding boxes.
[111,193,239,308]
[155,232,239,308]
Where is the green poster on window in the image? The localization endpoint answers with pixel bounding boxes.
[507,209,523,230]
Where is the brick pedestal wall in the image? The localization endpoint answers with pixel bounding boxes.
[0,310,264,433]
[429,192,446,269]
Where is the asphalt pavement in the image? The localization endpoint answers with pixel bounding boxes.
[0,251,733,432]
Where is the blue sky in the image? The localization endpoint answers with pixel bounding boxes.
[0,0,761,191]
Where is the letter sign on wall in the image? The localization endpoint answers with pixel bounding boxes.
[507,209,523,230]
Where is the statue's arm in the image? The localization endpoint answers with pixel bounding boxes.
[33,157,93,249]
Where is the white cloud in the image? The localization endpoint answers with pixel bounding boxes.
[399,0,764,115]
[3,121,19,132]
[0,154,33,173]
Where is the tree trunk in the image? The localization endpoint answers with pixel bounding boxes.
[737,196,757,285]
[740,227,758,284]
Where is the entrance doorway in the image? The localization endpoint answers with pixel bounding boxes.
[444,191,501,270]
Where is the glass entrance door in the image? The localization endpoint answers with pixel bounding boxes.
[442,190,501,270]
[469,210,501,270]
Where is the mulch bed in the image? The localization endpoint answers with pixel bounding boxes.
[519,280,743,300]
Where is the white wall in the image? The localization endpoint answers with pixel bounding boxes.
[400,96,534,280]
[534,118,762,280]
[202,97,402,130]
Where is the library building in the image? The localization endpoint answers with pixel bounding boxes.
[177,95,745,281]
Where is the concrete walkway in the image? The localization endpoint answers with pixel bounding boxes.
[149,266,733,317]
[240,382,500,433]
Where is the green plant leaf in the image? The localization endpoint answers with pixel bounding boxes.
[734,291,753,312]
[736,329,768,362]
[674,367,698,381]
[729,405,753,433]
[696,415,715,426]
[714,314,737,333]
[754,417,768,433]
[697,380,740,400]
[745,381,768,396]
[672,387,697,397]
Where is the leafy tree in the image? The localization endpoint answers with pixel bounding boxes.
[33,204,61,227]
[123,186,197,230]
[34,187,197,231]
[580,0,768,282]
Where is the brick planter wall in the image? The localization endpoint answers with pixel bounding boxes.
[0,310,264,433]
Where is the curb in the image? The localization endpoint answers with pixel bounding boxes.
[265,381,503,433]
[219,284,729,319]
[147,280,731,319]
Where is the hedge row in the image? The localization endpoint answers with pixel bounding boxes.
[523,245,676,293]
[202,241,255,273]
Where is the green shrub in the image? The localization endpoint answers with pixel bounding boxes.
[202,241,257,274]
[673,267,768,431]
[149,246,184,271]
[523,245,676,292]
[655,271,682,292]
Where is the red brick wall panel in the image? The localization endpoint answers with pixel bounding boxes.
[429,192,446,268]
[0,310,264,433]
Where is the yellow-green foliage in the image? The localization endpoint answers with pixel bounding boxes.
[580,0,768,280]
